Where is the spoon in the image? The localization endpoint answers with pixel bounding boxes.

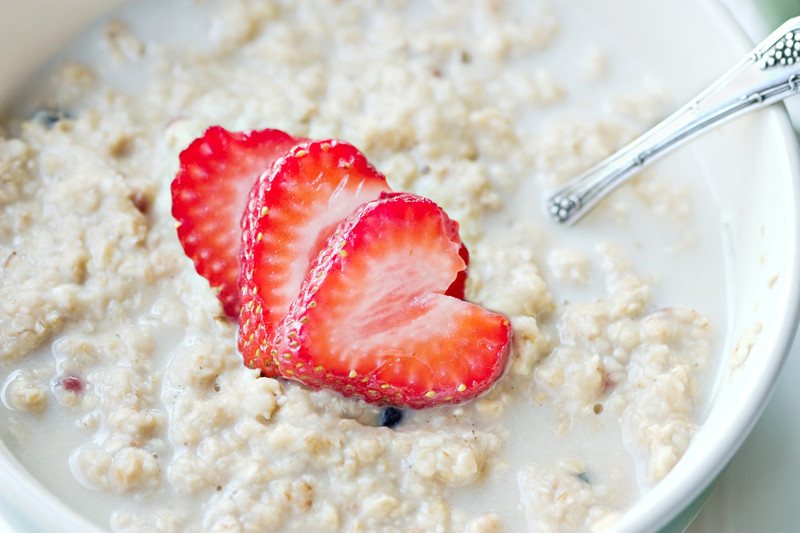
[547,16,800,225]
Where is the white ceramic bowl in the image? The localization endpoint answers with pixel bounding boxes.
[1,1,798,532]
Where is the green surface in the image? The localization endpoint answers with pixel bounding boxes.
[762,0,800,24]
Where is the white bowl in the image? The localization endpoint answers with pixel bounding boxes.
[1,1,798,532]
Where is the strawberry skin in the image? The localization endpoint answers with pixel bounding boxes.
[446,244,470,299]
[171,126,304,318]
[269,192,511,408]
[238,140,391,375]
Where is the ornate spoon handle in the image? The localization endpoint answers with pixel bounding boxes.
[548,17,800,225]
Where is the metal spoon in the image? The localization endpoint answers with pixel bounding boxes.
[547,17,800,225]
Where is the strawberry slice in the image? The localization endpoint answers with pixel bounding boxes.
[267,192,511,408]
[171,126,304,317]
[238,140,391,375]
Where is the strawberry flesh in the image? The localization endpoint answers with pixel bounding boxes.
[171,126,304,317]
[269,192,511,408]
[238,140,391,374]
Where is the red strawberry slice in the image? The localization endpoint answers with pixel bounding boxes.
[171,126,304,318]
[268,192,511,408]
[238,140,391,375]
[446,244,469,299]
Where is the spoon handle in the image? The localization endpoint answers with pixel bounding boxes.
[548,17,800,225]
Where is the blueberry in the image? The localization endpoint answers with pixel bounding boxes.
[32,109,71,129]
[379,406,403,428]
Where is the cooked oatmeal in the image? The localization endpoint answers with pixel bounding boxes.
[0,0,727,531]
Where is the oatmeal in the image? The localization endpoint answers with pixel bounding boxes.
[0,0,728,531]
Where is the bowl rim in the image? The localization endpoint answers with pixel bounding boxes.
[0,2,799,533]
